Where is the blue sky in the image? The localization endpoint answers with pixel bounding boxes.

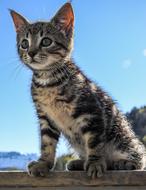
[0,0,146,155]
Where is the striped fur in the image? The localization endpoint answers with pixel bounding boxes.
[10,2,145,178]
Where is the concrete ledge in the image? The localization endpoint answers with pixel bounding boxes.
[0,171,146,189]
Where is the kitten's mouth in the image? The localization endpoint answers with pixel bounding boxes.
[30,59,40,64]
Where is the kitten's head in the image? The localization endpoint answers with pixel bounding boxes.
[10,3,74,71]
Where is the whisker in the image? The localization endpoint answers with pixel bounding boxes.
[8,64,23,81]
[8,64,21,80]
[1,58,20,69]
[13,64,24,81]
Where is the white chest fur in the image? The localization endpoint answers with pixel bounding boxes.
[34,86,86,156]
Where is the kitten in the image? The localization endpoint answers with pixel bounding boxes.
[10,2,145,178]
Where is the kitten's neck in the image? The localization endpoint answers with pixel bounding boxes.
[32,60,77,87]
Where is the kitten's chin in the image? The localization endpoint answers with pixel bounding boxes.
[24,62,48,71]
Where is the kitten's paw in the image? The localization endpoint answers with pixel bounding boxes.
[27,160,53,177]
[113,160,137,170]
[67,159,84,171]
[84,159,107,179]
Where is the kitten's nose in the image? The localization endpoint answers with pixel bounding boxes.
[28,50,37,58]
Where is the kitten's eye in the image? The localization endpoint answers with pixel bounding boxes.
[41,37,52,47]
[21,39,29,49]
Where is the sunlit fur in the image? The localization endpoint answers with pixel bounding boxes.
[11,2,145,179]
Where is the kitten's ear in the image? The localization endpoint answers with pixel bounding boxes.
[51,2,74,37]
[9,9,29,32]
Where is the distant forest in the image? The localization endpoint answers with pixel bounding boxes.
[126,106,146,145]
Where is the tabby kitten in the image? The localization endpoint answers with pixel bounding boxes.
[10,3,145,178]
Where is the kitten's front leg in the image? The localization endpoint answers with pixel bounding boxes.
[85,151,106,179]
[28,111,60,177]
[81,122,106,178]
